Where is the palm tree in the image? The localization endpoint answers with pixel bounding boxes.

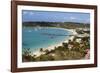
[40,48,43,52]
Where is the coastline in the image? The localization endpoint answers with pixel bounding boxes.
[31,27,77,57]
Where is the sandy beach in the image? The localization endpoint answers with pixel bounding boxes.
[32,28,77,57]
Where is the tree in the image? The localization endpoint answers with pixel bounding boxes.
[40,48,43,52]
[62,42,68,49]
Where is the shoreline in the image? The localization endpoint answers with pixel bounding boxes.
[31,27,77,57]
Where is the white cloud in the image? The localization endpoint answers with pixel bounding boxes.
[23,11,35,15]
[29,12,34,15]
[23,11,28,15]
[70,16,76,20]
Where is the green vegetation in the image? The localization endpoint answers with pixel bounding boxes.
[22,48,36,62]
[23,22,90,29]
[22,36,90,62]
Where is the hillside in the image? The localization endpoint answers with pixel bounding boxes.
[23,22,90,29]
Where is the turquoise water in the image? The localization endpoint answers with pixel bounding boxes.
[22,27,72,52]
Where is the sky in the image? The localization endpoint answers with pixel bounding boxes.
[22,10,90,23]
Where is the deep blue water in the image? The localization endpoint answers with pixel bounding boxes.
[22,27,72,52]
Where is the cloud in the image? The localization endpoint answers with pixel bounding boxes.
[29,12,34,15]
[23,11,28,15]
[70,16,76,20]
[23,11,34,15]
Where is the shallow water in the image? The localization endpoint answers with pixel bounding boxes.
[22,27,72,52]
